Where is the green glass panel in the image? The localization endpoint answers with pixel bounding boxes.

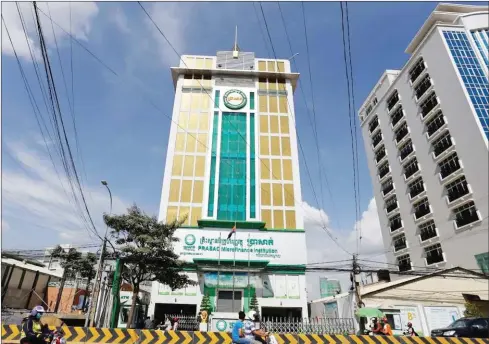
[475,252,489,275]
[250,92,255,110]
[214,90,220,109]
[250,113,256,218]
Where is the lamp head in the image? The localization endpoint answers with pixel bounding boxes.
[101,180,108,186]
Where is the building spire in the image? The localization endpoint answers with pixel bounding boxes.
[232,25,240,58]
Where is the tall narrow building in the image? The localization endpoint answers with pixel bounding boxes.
[149,38,308,327]
[359,4,489,274]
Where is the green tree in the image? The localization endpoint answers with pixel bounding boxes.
[464,301,484,317]
[249,291,260,316]
[103,204,195,328]
[200,294,212,314]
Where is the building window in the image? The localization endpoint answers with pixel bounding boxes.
[375,145,386,163]
[385,195,398,214]
[443,30,489,140]
[425,243,444,265]
[432,130,453,157]
[446,176,470,203]
[387,91,400,112]
[250,92,255,110]
[372,131,383,148]
[373,97,378,105]
[207,112,220,217]
[404,157,419,179]
[391,107,404,127]
[420,92,439,118]
[475,252,489,275]
[393,234,407,252]
[395,122,409,143]
[382,178,394,196]
[249,113,256,218]
[399,139,414,161]
[409,58,425,84]
[439,152,461,180]
[216,290,242,312]
[214,90,220,108]
[397,254,412,272]
[378,161,390,179]
[369,116,379,133]
[366,104,373,115]
[414,74,432,100]
[389,214,402,232]
[419,220,437,241]
[471,29,489,67]
[408,177,425,199]
[426,111,445,137]
[414,197,431,219]
[453,201,480,228]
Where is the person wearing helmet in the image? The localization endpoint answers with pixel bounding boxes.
[405,322,418,336]
[20,306,48,344]
[244,311,268,344]
[370,317,383,335]
[381,316,393,336]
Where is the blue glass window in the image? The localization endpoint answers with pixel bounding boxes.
[471,29,489,67]
[443,30,489,140]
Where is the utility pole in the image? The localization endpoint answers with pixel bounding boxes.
[85,180,113,327]
[352,254,363,308]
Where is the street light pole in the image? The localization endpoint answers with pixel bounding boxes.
[85,180,113,327]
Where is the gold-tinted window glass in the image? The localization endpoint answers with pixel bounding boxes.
[175,133,186,152]
[259,95,268,112]
[284,184,295,206]
[261,159,270,179]
[183,156,195,176]
[271,137,281,156]
[281,137,291,156]
[178,112,188,128]
[167,206,178,223]
[195,58,204,69]
[258,61,267,71]
[269,96,278,113]
[283,159,293,181]
[186,134,196,153]
[191,93,201,110]
[181,180,192,203]
[204,59,213,69]
[267,61,276,72]
[193,181,204,203]
[172,155,183,176]
[272,183,283,206]
[262,209,272,228]
[188,112,199,130]
[260,136,269,155]
[196,133,207,153]
[260,115,269,133]
[269,79,277,91]
[199,113,209,131]
[271,159,282,180]
[202,95,210,111]
[278,96,288,113]
[261,183,271,206]
[280,116,290,134]
[270,115,279,133]
[190,207,202,226]
[194,156,206,177]
[169,179,181,202]
[285,210,296,229]
[259,78,267,90]
[180,93,191,110]
[273,210,284,228]
[277,62,285,73]
[179,206,190,224]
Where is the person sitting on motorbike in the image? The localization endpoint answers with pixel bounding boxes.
[21,306,50,344]
[404,322,418,336]
[381,317,393,336]
[370,317,383,335]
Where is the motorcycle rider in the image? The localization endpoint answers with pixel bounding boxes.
[404,322,418,336]
[21,306,50,344]
[370,317,383,335]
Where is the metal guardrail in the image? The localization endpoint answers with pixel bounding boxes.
[262,317,356,334]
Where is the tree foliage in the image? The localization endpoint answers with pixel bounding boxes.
[103,204,196,327]
[200,294,213,314]
[464,301,484,317]
[249,291,260,316]
[50,246,97,279]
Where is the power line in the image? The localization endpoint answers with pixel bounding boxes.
[252,2,272,59]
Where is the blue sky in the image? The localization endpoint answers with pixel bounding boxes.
[1,1,464,297]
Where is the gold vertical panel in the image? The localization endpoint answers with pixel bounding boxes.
[280,116,290,134]
[267,61,276,72]
[273,210,284,229]
[278,96,288,113]
[183,78,193,87]
[178,112,189,128]
[202,79,211,88]
[181,180,192,202]
[204,59,213,69]
[283,159,293,181]
[196,133,208,153]
[192,180,204,203]
[261,183,271,206]
[284,184,295,206]
[272,183,283,206]
[278,80,286,91]
[172,155,183,176]
[192,78,202,88]
[271,137,281,156]
[183,57,193,68]
[261,159,270,179]
[268,80,277,91]
[269,96,278,113]
[186,134,196,153]
[199,113,209,131]
[188,112,199,130]
[262,209,272,228]
[277,62,285,73]
[271,159,282,180]
[259,95,268,112]
[179,206,190,225]
[202,93,210,110]
[168,179,181,202]
[258,61,267,71]
[195,58,204,69]
[260,136,269,155]
[260,115,269,133]
[175,133,186,152]
[281,137,291,156]
[285,210,296,229]
[190,207,202,226]
[259,79,267,90]
[183,156,195,176]
[180,93,191,110]
[166,206,178,223]
[194,156,206,177]
[191,93,201,110]
[270,115,279,133]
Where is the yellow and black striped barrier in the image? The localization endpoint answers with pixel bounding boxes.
[2,325,488,344]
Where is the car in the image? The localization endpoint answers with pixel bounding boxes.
[431,317,489,338]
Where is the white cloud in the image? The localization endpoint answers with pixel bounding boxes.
[109,7,130,34]
[2,219,11,232]
[2,140,127,245]
[1,2,98,61]
[303,198,386,300]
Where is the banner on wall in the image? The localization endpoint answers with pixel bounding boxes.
[424,306,460,333]
[203,272,256,288]
[274,275,287,299]
[262,275,274,298]
[398,306,424,335]
[287,276,300,299]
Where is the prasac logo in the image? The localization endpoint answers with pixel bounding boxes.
[216,320,227,331]
[184,234,196,246]
[223,90,247,110]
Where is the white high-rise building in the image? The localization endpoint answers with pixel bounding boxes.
[358,4,489,274]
